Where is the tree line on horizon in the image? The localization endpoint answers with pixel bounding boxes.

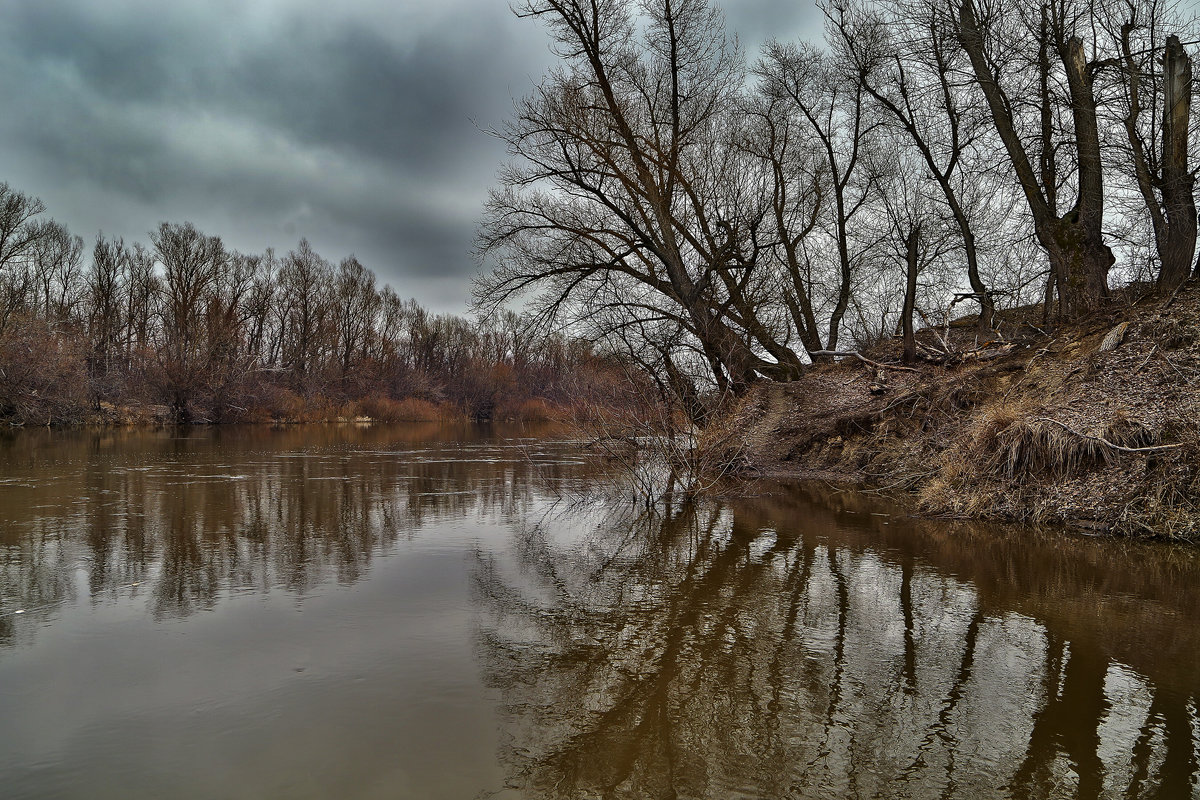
[0,184,638,425]
[476,0,1200,411]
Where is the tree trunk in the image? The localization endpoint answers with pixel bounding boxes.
[1035,217,1112,317]
[901,227,920,364]
[1161,36,1196,290]
[957,3,1113,318]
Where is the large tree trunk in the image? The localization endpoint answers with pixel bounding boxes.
[1161,36,1196,290]
[1038,217,1114,317]
[1057,36,1114,315]
[957,3,1113,318]
[1120,26,1196,291]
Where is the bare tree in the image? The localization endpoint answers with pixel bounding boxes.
[333,255,381,387]
[872,147,958,361]
[757,41,883,352]
[278,239,333,388]
[955,0,1115,317]
[31,221,84,323]
[86,235,129,395]
[477,0,797,394]
[242,250,277,366]
[1108,0,1197,291]
[151,221,228,419]
[0,184,51,332]
[830,0,997,331]
[740,90,831,356]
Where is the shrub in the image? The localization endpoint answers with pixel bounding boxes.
[0,316,89,425]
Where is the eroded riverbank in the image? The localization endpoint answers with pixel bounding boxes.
[711,285,1200,539]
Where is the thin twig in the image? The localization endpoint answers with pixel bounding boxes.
[1136,344,1158,371]
[1022,322,1050,337]
[1162,277,1192,309]
[1030,417,1184,454]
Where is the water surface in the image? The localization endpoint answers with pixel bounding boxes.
[0,425,1196,799]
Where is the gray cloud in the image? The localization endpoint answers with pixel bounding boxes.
[724,0,825,49]
[0,0,820,313]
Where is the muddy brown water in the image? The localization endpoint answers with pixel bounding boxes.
[0,424,1196,799]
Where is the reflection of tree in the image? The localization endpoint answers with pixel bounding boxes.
[475,496,1200,799]
[1126,688,1200,800]
[0,424,575,625]
[0,529,74,646]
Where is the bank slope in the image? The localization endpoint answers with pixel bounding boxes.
[712,284,1200,539]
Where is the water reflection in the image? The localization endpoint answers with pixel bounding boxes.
[0,424,573,633]
[475,488,1200,799]
[1,427,1198,798]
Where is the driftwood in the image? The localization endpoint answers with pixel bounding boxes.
[1098,322,1130,352]
[810,350,920,373]
[1030,417,1185,454]
[812,339,1019,374]
[913,340,1016,366]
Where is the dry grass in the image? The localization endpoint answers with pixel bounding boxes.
[718,282,1200,539]
[355,395,461,422]
[243,390,464,424]
[978,413,1114,479]
[494,396,563,422]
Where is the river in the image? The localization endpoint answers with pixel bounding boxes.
[0,425,1196,799]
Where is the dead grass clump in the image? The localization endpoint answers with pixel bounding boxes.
[356,395,451,422]
[919,475,1009,518]
[495,396,562,422]
[991,418,1114,478]
[1141,316,1198,350]
[939,382,982,411]
[250,387,348,423]
[1102,413,1158,449]
[254,386,309,422]
[968,404,1122,479]
[1113,422,1200,540]
[968,403,1023,454]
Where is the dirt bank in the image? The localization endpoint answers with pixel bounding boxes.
[709,283,1200,539]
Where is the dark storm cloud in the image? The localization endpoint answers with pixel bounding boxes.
[0,0,820,312]
[5,4,521,176]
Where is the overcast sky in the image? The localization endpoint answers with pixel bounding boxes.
[0,0,822,312]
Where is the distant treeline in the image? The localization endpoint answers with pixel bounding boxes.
[0,183,639,425]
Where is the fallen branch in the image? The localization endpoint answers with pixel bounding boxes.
[810,350,921,373]
[1162,276,1193,309]
[1030,417,1185,454]
[1136,344,1158,371]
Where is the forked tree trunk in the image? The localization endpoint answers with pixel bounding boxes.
[1038,217,1114,317]
[957,2,1114,318]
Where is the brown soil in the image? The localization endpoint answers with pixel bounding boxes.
[708,282,1200,539]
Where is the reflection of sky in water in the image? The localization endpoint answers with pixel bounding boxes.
[0,425,1197,799]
